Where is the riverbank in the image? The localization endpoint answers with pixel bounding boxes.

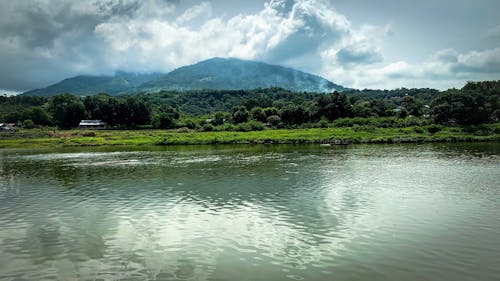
[1,124,499,148]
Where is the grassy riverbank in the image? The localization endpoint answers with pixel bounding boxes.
[1,124,499,148]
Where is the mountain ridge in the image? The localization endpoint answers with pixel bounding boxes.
[23,72,163,96]
[22,58,345,96]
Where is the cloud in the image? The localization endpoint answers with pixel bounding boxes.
[0,0,177,90]
[485,25,500,39]
[94,0,356,73]
[0,0,497,91]
[0,89,21,96]
[176,2,212,24]
[1,0,366,90]
[450,48,500,74]
[328,47,500,90]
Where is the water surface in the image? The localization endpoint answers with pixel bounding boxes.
[0,143,499,281]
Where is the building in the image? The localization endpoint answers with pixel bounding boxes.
[78,120,108,129]
[0,123,16,131]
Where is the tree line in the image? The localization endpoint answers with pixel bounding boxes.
[0,81,498,130]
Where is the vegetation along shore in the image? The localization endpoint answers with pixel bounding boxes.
[1,81,498,148]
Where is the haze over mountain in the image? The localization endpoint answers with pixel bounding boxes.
[22,58,345,96]
[140,58,344,92]
[23,72,163,96]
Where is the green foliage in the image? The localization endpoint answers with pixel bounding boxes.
[413,127,425,134]
[47,94,86,129]
[352,101,374,118]
[430,87,495,125]
[426,124,442,134]
[317,118,329,128]
[22,119,36,129]
[267,115,282,128]
[397,108,408,119]
[280,104,309,125]
[201,123,214,132]
[263,107,279,117]
[6,80,498,132]
[151,105,179,129]
[401,95,423,117]
[232,106,249,124]
[250,107,267,122]
[212,111,229,126]
[83,94,151,127]
[315,92,352,121]
[151,113,174,129]
[234,121,265,132]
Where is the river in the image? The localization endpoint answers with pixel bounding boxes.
[0,143,499,281]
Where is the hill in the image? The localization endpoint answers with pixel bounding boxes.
[139,57,344,93]
[23,58,345,96]
[22,72,162,97]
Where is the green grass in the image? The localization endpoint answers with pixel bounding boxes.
[0,124,499,148]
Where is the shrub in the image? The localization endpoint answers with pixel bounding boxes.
[426,124,442,134]
[201,124,214,132]
[266,115,282,128]
[82,131,96,137]
[317,119,329,128]
[235,121,265,132]
[413,127,424,134]
[22,119,36,129]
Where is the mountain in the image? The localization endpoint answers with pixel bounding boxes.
[23,72,163,96]
[23,58,345,96]
[139,58,344,92]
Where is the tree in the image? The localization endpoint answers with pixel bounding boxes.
[124,97,151,126]
[401,96,423,117]
[250,107,266,122]
[352,101,374,117]
[21,107,51,126]
[267,115,282,128]
[430,90,491,125]
[280,104,308,125]
[48,94,85,129]
[263,107,279,118]
[315,92,352,120]
[370,99,394,117]
[151,105,179,129]
[232,106,249,124]
[212,111,229,126]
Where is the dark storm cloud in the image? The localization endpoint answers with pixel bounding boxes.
[0,1,148,48]
[0,0,178,90]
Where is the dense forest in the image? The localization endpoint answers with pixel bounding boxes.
[1,81,498,131]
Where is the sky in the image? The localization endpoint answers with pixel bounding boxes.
[1,0,499,93]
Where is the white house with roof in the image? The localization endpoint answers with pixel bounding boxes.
[78,120,108,129]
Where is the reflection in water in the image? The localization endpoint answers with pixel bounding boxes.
[0,143,499,281]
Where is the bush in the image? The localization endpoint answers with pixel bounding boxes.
[201,124,214,132]
[22,119,36,129]
[177,118,198,130]
[413,127,425,134]
[317,119,329,128]
[266,115,282,128]
[235,121,265,132]
[426,124,442,134]
[82,131,96,137]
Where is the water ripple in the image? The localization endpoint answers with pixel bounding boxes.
[0,143,499,280]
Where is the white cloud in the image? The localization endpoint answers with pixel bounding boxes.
[0,0,498,91]
[485,25,500,39]
[0,89,21,96]
[93,0,358,74]
[327,47,500,90]
[176,2,212,25]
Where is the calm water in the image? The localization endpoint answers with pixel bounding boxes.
[0,143,499,281]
